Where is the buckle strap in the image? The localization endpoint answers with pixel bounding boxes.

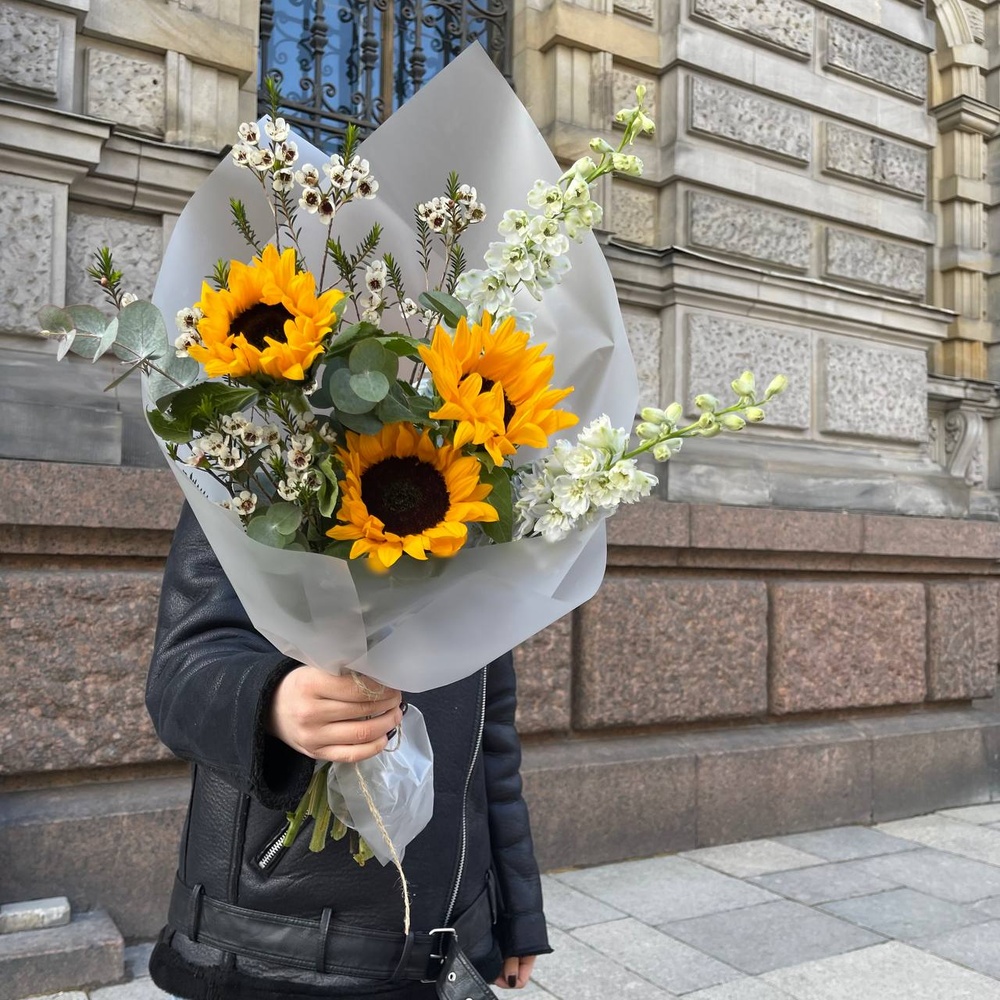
[166,874,494,981]
[436,936,497,1000]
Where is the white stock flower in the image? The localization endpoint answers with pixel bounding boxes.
[526,216,569,257]
[498,210,529,244]
[484,241,536,286]
[562,444,602,477]
[526,180,563,217]
[551,475,592,518]
[562,173,591,208]
[265,117,290,142]
[564,201,603,241]
[454,269,513,317]
[611,153,642,176]
[534,507,575,542]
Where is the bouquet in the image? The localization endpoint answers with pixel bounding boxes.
[39,46,785,904]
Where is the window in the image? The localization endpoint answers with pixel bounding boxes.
[258,0,512,150]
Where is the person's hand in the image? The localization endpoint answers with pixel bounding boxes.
[495,954,537,989]
[268,665,402,764]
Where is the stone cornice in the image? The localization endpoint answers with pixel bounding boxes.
[931,95,1000,136]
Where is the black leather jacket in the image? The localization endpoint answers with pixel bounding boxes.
[146,505,551,1000]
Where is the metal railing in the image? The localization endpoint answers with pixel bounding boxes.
[258,0,512,150]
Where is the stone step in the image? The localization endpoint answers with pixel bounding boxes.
[0,909,123,1000]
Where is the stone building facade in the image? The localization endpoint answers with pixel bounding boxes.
[2,0,1000,970]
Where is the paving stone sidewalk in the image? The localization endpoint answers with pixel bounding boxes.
[27,805,1000,1000]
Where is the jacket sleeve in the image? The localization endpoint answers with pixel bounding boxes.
[146,503,314,811]
[482,653,553,958]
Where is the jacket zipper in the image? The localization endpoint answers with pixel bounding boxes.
[254,820,292,873]
[442,666,488,927]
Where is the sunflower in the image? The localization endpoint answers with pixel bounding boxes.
[187,244,344,381]
[418,312,577,466]
[327,422,498,569]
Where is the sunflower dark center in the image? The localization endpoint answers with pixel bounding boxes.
[361,456,450,536]
[232,303,293,350]
[475,377,516,427]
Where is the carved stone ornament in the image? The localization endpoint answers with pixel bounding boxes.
[826,17,927,101]
[943,408,986,487]
[0,4,61,96]
[690,76,811,163]
[692,0,814,57]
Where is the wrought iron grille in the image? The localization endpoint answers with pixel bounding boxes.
[258,0,512,151]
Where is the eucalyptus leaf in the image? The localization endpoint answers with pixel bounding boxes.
[246,516,293,549]
[348,339,389,375]
[480,465,514,544]
[114,300,169,362]
[146,351,201,406]
[329,368,376,414]
[418,291,466,328]
[266,502,302,536]
[349,370,390,402]
[375,387,418,425]
[63,305,113,361]
[55,331,76,361]
[38,306,74,335]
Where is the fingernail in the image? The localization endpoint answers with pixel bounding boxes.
[508,975,517,988]
[400,700,408,715]
[386,728,397,741]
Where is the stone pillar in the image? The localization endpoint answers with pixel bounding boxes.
[930,0,999,380]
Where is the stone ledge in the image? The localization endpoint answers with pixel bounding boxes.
[0,909,123,1000]
[609,498,1000,563]
[0,460,180,531]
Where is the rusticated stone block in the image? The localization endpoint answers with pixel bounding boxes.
[771,582,926,713]
[686,313,812,429]
[0,568,172,773]
[927,582,999,701]
[576,576,768,728]
[66,208,162,308]
[689,76,811,163]
[824,122,926,197]
[0,182,56,335]
[614,0,654,21]
[85,48,165,136]
[826,17,927,100]
[688,192,811,271]
[514,615,572,734]
[821,339,927,443]
[692,0,814,57]
[825,229,926,298]
[0,3,60,95]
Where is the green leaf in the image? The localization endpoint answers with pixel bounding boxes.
[337,410,383,435]
[480,465,513,544]
[246,515,294,549]
[328,321,381,354]
[147,407,195,444]
[267,502,302,536]
[316,457,341,518]
[324,538,356,559]
[166,383,258,425]
[418,291,467,328]
[329,368,376,414]
[113,300,169,362]
[375,386,419,424]
[378,335,424,358]
[349,370,390,402]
